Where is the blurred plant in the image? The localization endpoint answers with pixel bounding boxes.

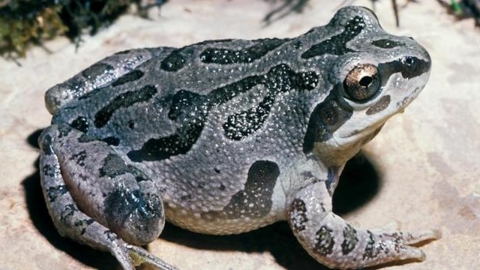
[263,0,309,24]
[438,0,480,25]
[0,0,166,58]
[264,0,410,27]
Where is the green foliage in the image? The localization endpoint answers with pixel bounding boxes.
[0,4,66,57]
[0,0,163,58]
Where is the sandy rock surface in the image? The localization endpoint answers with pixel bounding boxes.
[1,0,479,269]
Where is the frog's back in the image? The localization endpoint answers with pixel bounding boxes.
[51,30,332,199]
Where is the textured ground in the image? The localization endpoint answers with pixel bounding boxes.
[1,0,479,269]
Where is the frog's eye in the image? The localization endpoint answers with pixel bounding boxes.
[343,64,381,102]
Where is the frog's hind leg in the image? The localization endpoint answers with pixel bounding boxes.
[38,124,176,270]
[286,180,440,269]
[45,47,175,114]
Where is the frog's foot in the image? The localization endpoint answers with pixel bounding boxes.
[39,124,175,269]
[286,181,440,269]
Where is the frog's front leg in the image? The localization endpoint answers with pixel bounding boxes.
[286,180,440,269]
[39,124,176,270]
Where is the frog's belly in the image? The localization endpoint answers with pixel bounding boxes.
[163,182,288,235]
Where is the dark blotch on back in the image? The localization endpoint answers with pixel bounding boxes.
[127,115,205,162]
[302,16,365,59]
[102,136,120,146]
[94,85,157,128]
[223,64,318,140]
[160,49,186,72]
[111,70,144,87]
[167,90,209,121]
[220,160,279,219]
[209,76,263,105]
[82,63,114,79]
[71,116,89,132]
[200,38,288,64]
[303,90,353,153]
[223,95,275,140]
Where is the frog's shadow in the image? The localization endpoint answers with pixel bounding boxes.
[24,129,380,270]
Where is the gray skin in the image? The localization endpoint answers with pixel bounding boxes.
[39,6,439,270]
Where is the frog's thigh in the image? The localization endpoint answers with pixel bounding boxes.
[39,124,171,269]
[45,47,172,114]
[286,181,440,269]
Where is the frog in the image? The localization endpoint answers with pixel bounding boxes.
[38,5,439,270]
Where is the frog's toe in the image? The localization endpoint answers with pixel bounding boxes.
[400,246,426,262]
[125,244,178,270]
[401,229,442,245]
[108,238,177,270]
[373,228,442,246]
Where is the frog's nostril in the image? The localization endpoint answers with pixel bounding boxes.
[402,56,415,66]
